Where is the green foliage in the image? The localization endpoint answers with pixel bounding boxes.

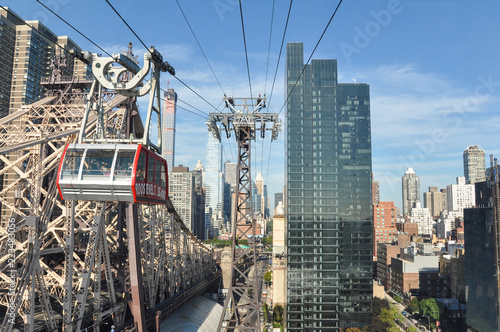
[203,237,232,248]
[346,328,363,332]
[264,270,272,284]
[263,303,269,322]
[419,298,440,320]
[372,297,390,316]
[408,297,419,314]
[393,295,403,303]
[267,220,273,232]
[273,304,284,325]
[262,235,273,245]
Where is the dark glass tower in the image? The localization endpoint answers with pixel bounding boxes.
[286,42,373,331]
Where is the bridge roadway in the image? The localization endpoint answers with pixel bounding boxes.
[123,271,222,331]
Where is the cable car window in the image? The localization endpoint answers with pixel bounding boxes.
[82,150,114,181]
[147,155,155,183]
[136,151,146,182]
[60,149,84,180]
[114,150,135,181]
[160,163,166,187]
[155,160,162,185]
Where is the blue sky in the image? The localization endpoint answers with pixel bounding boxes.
[6,0,500,210]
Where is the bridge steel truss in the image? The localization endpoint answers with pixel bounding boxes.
[208,96,280,331]
[0,51,215,332]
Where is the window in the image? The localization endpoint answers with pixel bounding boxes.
[135,151,146,182]
[155,160,161,185]
[147,155,155,183]
[60,149,84,180]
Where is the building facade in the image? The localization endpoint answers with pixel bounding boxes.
[169,166,195,233]
[463,145,485,185]
[402,168,420,216]
[423,186,447,218]
[286,42,373,331]
[373,201,397,257]
[410,201,434,236]
[204,134,223,236]
[447,177,475,216]
[464,181,499,332]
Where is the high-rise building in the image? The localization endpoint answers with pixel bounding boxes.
[373,201,397,257]
[223,162,237,233]
[409,201,434,236]
[274,192,284,210]
[286,42,373,331]
[162,88,177,172]
[204,134,223,236]
[254,172,269,218]
[169,164,206,240]
[192,160,206,240]
[0,8,89,118]
[169,165,195,233]
[464,180,499,332]
[423,186,447,218]
[402,168,420,216]
[463,145,485,184]
[447,177,475,216]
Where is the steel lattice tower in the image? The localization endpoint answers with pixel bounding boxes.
[208,96,280,331]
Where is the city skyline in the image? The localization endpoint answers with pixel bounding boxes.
[2,1,500,210]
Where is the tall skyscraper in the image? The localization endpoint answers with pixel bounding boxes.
[274,192,284,210]
[204,134,223,235]
[169,165,195,233]
[0,7,89,118]
[286,42,373,331]
[463,145,486,184]
[402,168,420,216]
[192,160,206,240]
[162,88,177,172]
[464,180,499,332]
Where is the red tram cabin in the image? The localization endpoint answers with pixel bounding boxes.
[57,143,168,204]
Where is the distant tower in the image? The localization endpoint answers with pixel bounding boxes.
[204,134,223,236]
[402,168,420,216]
[162,88,177,172]
[463,145,486,184]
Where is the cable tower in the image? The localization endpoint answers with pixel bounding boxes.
[208,95,280,331]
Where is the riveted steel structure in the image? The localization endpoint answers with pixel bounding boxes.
[0,47,216,332]
[208,96,280,331]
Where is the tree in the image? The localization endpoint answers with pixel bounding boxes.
[419,298,440,321]
[372,297,390,316]
[346,328,363,332]
[264,270,272,284]
[408,297,419,314]
[273,304,284,325]
[263,303,269,322]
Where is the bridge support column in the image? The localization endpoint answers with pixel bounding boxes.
[127,203,146,332]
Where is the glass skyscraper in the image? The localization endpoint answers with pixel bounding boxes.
[204,134,223,235]
[286,42,373,331]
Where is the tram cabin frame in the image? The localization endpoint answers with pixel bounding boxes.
[57,143,168,204]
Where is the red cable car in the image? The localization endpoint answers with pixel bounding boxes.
[56,143,168,204]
